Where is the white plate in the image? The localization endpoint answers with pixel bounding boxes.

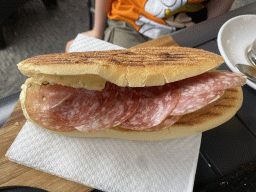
[217,14,256,90]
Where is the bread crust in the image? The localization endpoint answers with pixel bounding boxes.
[20,78,243,141]
[17,47,224,89]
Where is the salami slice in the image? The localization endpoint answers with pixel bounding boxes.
[25,82,117,131]
[169,71,246,116]
[171,90,225,116]
[25,83,76,132]
[143,115,181,131]
[177,72,246,96]
[75,87,140,132]
[120,83,180,130]
[31,113,76,132]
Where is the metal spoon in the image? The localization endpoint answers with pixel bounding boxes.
[246,39,256,67]
[236,64,256,83]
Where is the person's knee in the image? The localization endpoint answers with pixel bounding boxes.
[104,19,149,48]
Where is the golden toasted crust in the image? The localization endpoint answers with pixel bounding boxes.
[20,78,39,127]
[17,47,224,89]
[20,78,243,141]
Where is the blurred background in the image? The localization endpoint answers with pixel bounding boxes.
[0,0,255,99]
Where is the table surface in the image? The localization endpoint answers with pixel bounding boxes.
[1,3,256,192]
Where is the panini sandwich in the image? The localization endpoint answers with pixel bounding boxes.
[17,47,246,141]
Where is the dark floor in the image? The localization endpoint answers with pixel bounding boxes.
[0,0,90,99]
[0,0,255,99]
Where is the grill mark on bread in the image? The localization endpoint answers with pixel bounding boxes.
[175,111,220,126]
[25,47,223,67]
[18,47,225,87]
[108,58,122,65]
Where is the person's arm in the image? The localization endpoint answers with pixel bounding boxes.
[85,0,113,39]
[65,0,113,52]
[206,0,234,19]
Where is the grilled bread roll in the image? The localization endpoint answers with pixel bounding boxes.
[17,47,246,140]
[18,47,224,89]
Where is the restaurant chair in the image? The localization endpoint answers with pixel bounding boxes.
[87,0,95,30]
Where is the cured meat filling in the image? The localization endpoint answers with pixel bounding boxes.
[120,84,180,130]
[25,82,117,131]
[25,72,246,132]
[75,87,140,132]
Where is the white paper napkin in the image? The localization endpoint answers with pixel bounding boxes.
[69,33,125,52]
[6,34,202,192]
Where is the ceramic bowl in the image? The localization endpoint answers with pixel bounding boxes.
[217,14,256,90]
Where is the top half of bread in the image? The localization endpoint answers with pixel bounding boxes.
[17,47,224,90]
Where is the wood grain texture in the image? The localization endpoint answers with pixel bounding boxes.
[133,35,179,48]
[0,35,179,191]
[0,102,93,192]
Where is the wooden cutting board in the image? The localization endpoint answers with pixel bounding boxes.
[0,35,178,192]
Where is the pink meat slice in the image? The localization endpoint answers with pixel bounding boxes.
[32,114,76,132]
[177,72,246,95]
[75,87,140,132]
[119,83,180,130]
[33,82,117,131]
[170,72,246,116]
[171,90,225,116]
[143,115,181,131]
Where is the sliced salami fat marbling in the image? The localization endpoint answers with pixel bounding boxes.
[75,87,140,132]
[169,72,246,116]
[31,113,76,132]
[177,72,246,96]
[210,71,247,90]
[119,84,180,130]
[25,83,76,132]
[25,82,117,131]
[170,90,225,116]
[143,115,182,131]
